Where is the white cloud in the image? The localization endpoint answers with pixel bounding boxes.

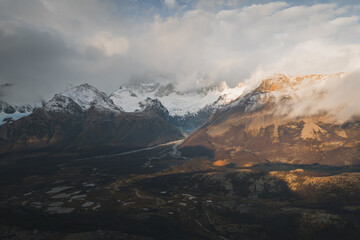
[272,72,360,123]
[86,31,129,56]
[245,40,360,87]
[164,0,177,9]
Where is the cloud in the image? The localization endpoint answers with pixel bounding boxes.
[0,23,77,103]
[164,0,178,9]
[0,0,360,104]
[270,72,360,123]
[244,40,360,89]
[86,31,129,56]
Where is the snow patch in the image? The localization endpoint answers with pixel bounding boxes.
[46,186,73,194]
[0,112,31,125]
[81,201,94,207]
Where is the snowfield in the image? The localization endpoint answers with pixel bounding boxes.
[110,81,248,116]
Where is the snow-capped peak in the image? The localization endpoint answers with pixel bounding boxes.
[139,97,170,119]
[215,80,229,92]
[42,83,123,113]
[61,83,123,112]
[44,94,83,113]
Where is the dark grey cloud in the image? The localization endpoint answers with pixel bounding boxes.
[0,23,83,103]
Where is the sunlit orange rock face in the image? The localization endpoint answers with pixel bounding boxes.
[213,160,228,167]
[254,73,342,93]
[255,74,291,92]
[180,73,360,167]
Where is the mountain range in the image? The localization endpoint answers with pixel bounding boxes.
[0,78,248,156]
[1,73,360,166]
[0,83,184,154]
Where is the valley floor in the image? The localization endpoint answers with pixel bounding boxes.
[0,144,360,240]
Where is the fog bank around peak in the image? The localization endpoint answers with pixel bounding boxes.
[268,71,360,123]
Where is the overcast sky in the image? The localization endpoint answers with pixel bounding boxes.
[0,0,360,103]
